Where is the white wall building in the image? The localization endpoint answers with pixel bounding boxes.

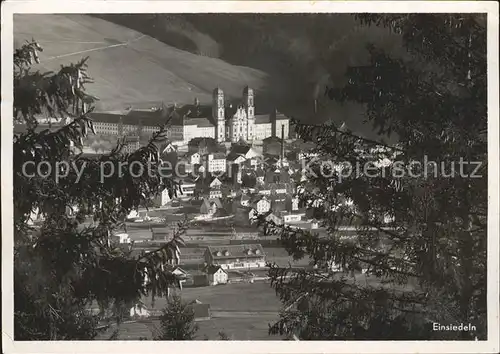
[206,265,229,286]
[252,196,271,214]
[187,152,201,165]
[205,244,266,270]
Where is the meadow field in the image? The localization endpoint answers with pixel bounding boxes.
[144,282,283,340]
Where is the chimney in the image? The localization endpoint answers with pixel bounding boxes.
[280,125,285,167]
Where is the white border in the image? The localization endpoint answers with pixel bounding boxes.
[2,1,499,353]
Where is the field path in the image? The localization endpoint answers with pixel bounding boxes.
[44,34,147,61]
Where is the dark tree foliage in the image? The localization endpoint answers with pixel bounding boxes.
[155,296,199,340]
[13,40,188,340]
[263,14,487,340]
[241,172,257,188]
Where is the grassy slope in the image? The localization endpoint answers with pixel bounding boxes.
[14,14,269,112]
[15,14,401,140]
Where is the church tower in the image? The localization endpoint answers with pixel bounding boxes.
[243,86,255,141]
[213,87,225,143]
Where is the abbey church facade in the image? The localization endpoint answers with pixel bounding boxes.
[89,86,290,146]
[173,86,290,144]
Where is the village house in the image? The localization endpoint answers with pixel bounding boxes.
[266,211,284,225]
[310,219,320,229]
[195,175,223,199]
[152,187,171,207]
[179,268,211,287]
[89,88,292,147]
[204,244,266,270]
[258,188,272,196]
[286,195,300,211]
[263,154,279,169]
[297,149,319,161]
[187,137,221,153]
[208,177,224,198]
[250,195,271,214]
[221,182,238,198]
[160,141,177,154]
[129,304,150,319]
[171,266,189,288]
[89,109,165,137]
[204,152,227,172]
[205,265,229,285]
[225,163,241,185]
[210,190,222,199]
[127,209,139,220]
[141,263,186,289]
[255,167,265,185]
[123,135,141,154]
[232,205,254,226]
[247,207,259,224]
[199,198,223,216]
[281,212,304,223]
[178,177,196,197]
[187,151,201,165]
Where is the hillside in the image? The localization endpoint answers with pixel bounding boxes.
[14,14,270,112]
[15,14,402,141]
[95,14,403,140]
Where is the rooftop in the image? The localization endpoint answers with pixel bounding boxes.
[206,244,266,259]
[255,114,272,124]
[263,136,284,143]
[230,145,252,155]
[211,152,226,160]
[184,117,214,127]
[201,197,223,210]
[274,111,289,121]
[226,152,245,162]
[90,108,170,127]
[205,265,227,275]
